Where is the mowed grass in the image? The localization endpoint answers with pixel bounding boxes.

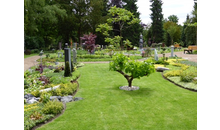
[37,63,197,130]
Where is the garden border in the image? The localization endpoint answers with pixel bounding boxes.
[31,76,81,130]
[161,72,197,92]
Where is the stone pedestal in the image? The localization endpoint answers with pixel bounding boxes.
[171,45,174,57]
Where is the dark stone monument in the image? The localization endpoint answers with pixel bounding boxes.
[64,43,71,71]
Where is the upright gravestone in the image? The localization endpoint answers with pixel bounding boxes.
[170,45,174,57]
[154,49,158,61]
[139,34,143,51]
[72,48,77,64]
[64,43,71,71]
[73,42,76,49]
[59,42,62,50]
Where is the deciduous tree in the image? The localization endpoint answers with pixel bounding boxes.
[96,6,140,48]
[109,53,155,87]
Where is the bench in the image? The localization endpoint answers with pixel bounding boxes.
[184,46,197,54]
[174,44,182,50]
[174,44,180,48]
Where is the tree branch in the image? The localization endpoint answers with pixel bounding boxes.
[113,29,120,32]
[116,70,131,80]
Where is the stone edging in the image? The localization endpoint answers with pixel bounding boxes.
[161,72,197,92]
[31,76,81,130]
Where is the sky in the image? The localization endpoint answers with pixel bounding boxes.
[136,0,195,25]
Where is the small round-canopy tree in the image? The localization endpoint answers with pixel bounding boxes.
[109,53,155,88]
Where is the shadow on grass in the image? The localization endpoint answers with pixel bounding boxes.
[106,85,153,97]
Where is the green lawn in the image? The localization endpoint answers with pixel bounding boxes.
[24,53,40,58]
[37,63,197,130]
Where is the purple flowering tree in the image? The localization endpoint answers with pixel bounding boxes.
[80,33,97,54]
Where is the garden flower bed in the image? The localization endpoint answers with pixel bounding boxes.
[24,62,82,130]
[162,58,197,91]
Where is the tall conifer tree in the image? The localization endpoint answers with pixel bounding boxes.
[150,0,164,43]
[122,0,142,47]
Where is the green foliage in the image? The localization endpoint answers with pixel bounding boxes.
[163,21,181,45]
[31,90,41,97]
[42,100,63,115]
[64,61,72,77]
[38,63,197,130]
[53,83,78,96]
[25,49,32,55]
[184,23,197,45]
[96,6,140,48]
[24,102,54,130]
[54,68,61,73]
[150,0,164,43]
[180,60,197,67]
[109,53,155,87]
[168,15,179,23]
[123,39,132,49]
[142,47,152,57]
[164,70,182,77]
[154,59,169,65]
[180,66,197,82]
[40,92,51,103]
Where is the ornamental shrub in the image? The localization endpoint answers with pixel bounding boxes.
[53,83,78,96]
[180,66,197,82]
[164,70,182,77]
[40,92,51,103]
[42,100,63,115]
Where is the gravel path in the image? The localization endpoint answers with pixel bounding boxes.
[24,56,42,72]
[24,51,197,72]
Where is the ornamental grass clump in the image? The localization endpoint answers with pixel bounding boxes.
[109,53,155,87]
[42,100,63,115]
[180,66,197,82]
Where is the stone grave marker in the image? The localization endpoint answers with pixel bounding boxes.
[59,42,62,50]
[72,48,77,64]
[154,49,158,61]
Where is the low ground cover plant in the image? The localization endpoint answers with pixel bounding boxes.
[163,58,197,90]
[24,102,55,130]
[24,62,80,130]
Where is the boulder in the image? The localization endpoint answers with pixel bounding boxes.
[74,97,83,101]
[24,94,35,100]
[193,77,197,81]
[61,96,73,103]
[156,67,169,72]
[26,98,38,104]
[50,96,62,101]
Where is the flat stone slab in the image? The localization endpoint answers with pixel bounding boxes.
[61,96,73,103]
[156,67,169,72]
[119,86,139,91]
[40,85,60,92]
[73,97,83,101]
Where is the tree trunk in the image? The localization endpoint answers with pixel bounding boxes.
[128,77,133,87]
[116,70,134,87]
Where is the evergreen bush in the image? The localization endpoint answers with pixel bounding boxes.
[64,61,72,77]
